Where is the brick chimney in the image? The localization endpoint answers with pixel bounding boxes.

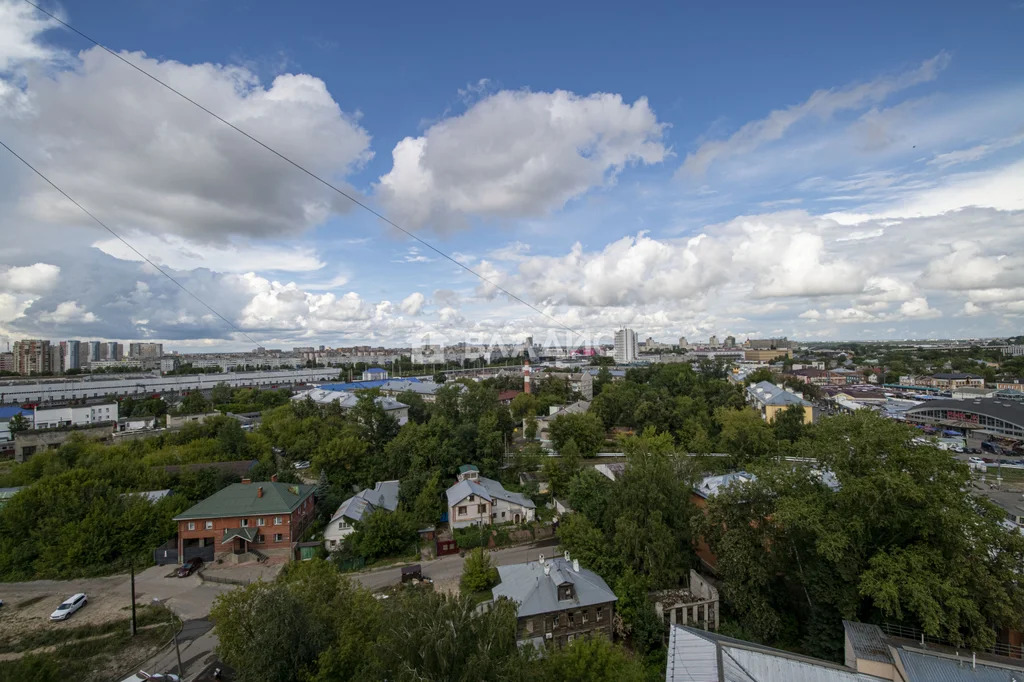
[523,359,532,394]
[257,486,264,498]
[241,478,251,484]
[271,473,278,483]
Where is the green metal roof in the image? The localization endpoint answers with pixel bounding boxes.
[458,464,479,473]
[222,527,258,544]
[173,481,315,521]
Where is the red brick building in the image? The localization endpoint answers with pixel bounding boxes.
[173,477,316,563]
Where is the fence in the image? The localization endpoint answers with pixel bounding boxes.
[335,555,367,572]
[880,622,1024,660]
[198,569,250,586]
[153,540,178,566]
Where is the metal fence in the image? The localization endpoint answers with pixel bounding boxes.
[881,622,1024,660]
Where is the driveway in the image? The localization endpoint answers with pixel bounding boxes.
[352,538,560,591]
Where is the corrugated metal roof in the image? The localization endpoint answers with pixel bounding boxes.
[898,649,1024,682]
[332,480,401,524]
[667,626,890,682]
[446,478,491,507]
[747,381,812,407]
[693,471,756,500]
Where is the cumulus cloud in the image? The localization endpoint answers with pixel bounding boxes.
[3,44,372,241]
[92,233,324,273]
[681,53,949,176]
[918,241,1024,290]
[2,262,60,292]
[400,292,426,315]
[0,0,59,71]
[38,300,98,324]
[377,89,667,229]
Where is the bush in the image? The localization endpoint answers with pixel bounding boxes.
[460,547,499,593]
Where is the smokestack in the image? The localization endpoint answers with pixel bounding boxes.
[241,478,251,484]
[257,486,263,498]
[271,474,278,483]
[523,359,532,394]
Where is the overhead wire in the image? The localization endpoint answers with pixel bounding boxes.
[0,139,263,348]
[22,0,586,343]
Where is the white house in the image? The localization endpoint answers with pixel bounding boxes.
[324,480,400,551]
[446,465,535,529]
[361,367,389,381]
[291,388,409,425]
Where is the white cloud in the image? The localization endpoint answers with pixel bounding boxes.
[681,53,949,176]
[928,132,1024,169]
[377,89,667,229]
[0,0,59,71]
[92,233,325,273]
[2,262,60,292]
[38,300,98,324]
[918,240,1024,290]
[4,44,372,241]
[400,292,426,315]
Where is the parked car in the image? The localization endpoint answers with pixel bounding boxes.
[968,456,984,465]
[177,557,204,577]
[119,672,181,682]
[293,460,311,470]
[50,593,87,621]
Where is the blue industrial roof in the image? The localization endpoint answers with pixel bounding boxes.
[364,367,387,374]
[0,407,32,420]
[319,377,421,391]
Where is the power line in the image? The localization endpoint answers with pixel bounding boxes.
[24,0,585,341]
[0,138,263,348]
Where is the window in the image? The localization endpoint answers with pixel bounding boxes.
[187,522,195,531]
[491,512,497,519]
[256,534,265,543]
[469,494,475,502]
[501,511,506,518]
[477,504,486,514]
[205,521,213,530]
[458,506,467,515]
[582,610,588,624]
[526,619,534,633]
[274,517,282,525]
[240,518,249,527]
[568,612,575,627]
[257,518,265,527]
[274,533,283,542]
[597,607,604,622]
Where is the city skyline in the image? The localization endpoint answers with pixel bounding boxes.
[1,1,1023,352]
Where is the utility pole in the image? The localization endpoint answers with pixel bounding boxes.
[130,562,137,636]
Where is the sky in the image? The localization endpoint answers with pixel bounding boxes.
[1,0,1023,352]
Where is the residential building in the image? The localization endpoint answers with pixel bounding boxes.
[532,400,592,448]
[13,339,51,375]
[88,341,102,363]
[904,398,1024,443]
[0,406,33,443]
[160,356,181,373]
[77,342,90,369]
[996,379,1024,393]
[723,335,736,348]
[105,341,122,360]
[361,367,388,381]
[291,388,410,425]
[173,478,317,563]
[129,342,164,359]
[844,620,1024,680]
[0,352,13,373]
[446,464,535,528]
[64,340,81,371]
[613,328,638,364]
[324,480,400,551]
[49,345,63,375]
[667,624,886,682]
[930,372,985,389]
[744,347,793,362]
[745,381,814,423]
[33,402,117,430]
[708,335,718,347]
[594,462,626,481]
[491,553,617,647]
[677,336,688,348]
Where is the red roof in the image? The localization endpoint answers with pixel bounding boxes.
[498,390,522,402]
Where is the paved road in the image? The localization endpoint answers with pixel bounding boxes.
[353,538,561,591]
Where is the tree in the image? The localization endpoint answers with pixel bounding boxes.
[211,381,233,405]
[460,547,500,593]
[7,413,28,436]
[526,636,647,682]
[177,391,212,415]
[351,510,417,560]
[548,412,605,457]
[714,406,776,466]
[612,568,665,655]
[510,392,539,421]
[772,403,807,443]
[524,416,538,440]
[593,365,613,397]
[744,367,775,385]
[411,470,444,526]
[395,390,429,424]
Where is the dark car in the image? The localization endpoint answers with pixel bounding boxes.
[177,557,203,577]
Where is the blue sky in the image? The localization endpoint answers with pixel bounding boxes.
[1,0,1023,350]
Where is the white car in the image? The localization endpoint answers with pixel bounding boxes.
[120,673,181,682]
[968,456,984,465]
[293,460,311,470]
[50,593,87,621]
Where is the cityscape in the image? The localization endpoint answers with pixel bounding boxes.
[1,1,1023,681]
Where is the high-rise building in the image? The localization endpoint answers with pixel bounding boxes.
[65,340,81,371]
[13,339,51,375]
[678,337,688,348]
[708,335,719,347]
[613,328,638,364]
[0,352,13,373]
[723,336,736,348]
[105,341,121,361]
[49,345,63,375]
[129,342,163,360]
[78,342,90,368]
[88,341,102,363]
